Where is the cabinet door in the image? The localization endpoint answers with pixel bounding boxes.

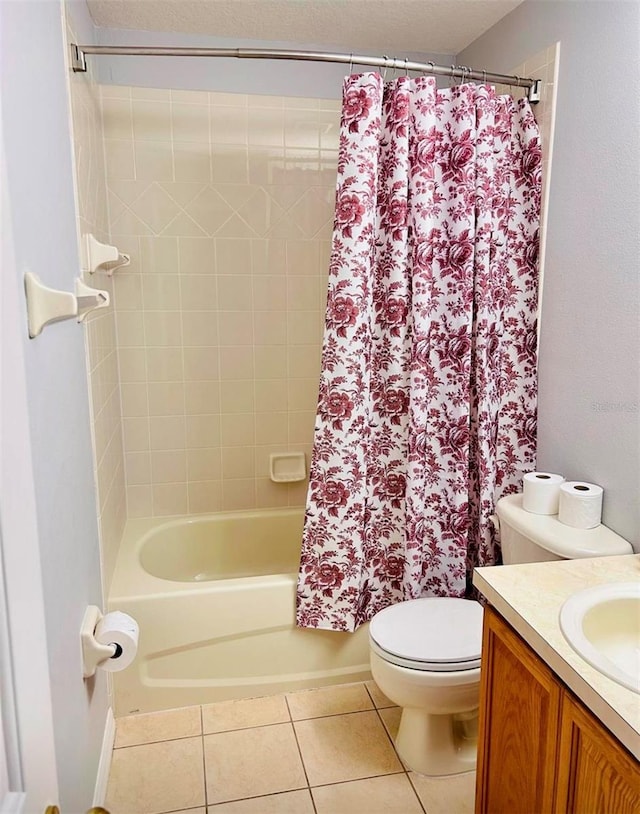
[555,692,640,814]
[476,607,562,814]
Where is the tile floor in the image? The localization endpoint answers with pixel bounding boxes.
[106,681,476,814]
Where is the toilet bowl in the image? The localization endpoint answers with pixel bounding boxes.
[369,597,483,776]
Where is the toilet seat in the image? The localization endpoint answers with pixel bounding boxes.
[369,597,483,672]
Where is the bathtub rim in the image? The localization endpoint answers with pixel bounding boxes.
[109,507,305,602]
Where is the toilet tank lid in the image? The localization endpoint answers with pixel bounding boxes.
[496,494,633,558]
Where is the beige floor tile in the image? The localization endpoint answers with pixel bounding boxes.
[409,770,477,814]
[365,680,397,709]
[106,737,205,814]
[207,789,314,813]
[294,711,402,786]
[204,723,307,804]
[173,810,206,813]
[378,706,402,741]
[114,706,202,747]
[312,774,424,814]
[202,693,290,734]
[286,682,373,720]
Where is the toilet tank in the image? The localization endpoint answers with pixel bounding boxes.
[496,494,633,565]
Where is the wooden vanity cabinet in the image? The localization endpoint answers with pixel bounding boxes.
[555,693,640,814]
[475,606,640,814]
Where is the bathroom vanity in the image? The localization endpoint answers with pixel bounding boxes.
[473,555,640,814]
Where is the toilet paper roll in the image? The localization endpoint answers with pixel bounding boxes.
[94,611,139,672]
[522,472,565,515]
[558,481,603,529]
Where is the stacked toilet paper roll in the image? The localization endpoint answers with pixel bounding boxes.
[558,482,603,529]
[94,611,139,672]
[522,472,565,515]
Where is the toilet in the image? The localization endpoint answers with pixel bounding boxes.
[369,493,633,776]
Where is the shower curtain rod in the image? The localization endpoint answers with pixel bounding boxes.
[70,44,541,103]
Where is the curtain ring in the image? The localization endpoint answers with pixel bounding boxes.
[382,55,389,81]
[450,64,456,86]
[404,56,409,77]
[483,69,487,85]
[348,53,353,74]
[422,60,434,82]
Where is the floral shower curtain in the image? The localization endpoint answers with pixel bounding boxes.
[296,73,541,633]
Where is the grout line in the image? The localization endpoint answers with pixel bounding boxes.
[406,773,428,814]
[285,695,317,813]
[114,731,203,749]
[175,211,188,516]
[289,705,380,723]
[362,681,377,707]
[200,704,208,809]
[308,768,406,790]
[373,704,402,756]
[209,784,310,809]
[209,770,418,809]
[200,718,294,736]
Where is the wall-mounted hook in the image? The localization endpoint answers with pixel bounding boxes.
[24,272,110,338]
[85,233,130,276]
[75,277,110,323]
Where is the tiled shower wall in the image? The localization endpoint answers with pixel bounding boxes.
[102,88,340,517]
[65,11,126,594]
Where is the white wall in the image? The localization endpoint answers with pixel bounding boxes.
[458,1,640,547]
[1,0,108,808]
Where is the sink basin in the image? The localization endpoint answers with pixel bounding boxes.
[559,582,640,694]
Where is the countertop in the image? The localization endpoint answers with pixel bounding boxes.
[473,554,640,760]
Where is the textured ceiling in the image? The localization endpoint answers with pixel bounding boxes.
[86,0,524,55]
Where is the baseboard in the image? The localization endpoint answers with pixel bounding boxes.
[92,706,115,807]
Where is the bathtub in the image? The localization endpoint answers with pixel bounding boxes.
[109,509,371,716]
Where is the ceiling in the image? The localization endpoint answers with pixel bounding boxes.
[86,0,524,56]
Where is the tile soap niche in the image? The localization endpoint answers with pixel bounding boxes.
[270,452,306,483]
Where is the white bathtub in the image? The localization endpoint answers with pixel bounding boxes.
[109,509,371,716]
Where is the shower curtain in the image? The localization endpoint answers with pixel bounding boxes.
[297,73,541,632]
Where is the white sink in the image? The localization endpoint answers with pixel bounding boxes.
[559,582,640,694]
